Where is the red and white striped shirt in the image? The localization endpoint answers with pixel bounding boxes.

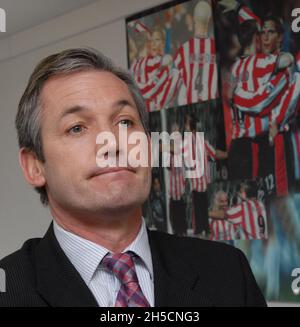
[183,133,216,192]
[273,72,300,129]
[209,218,236,241]
[226,199,268,240]
[230,54,288,138]
[232,55,299,133]
[131,56,157,112]
[209,199,267,241]
[131,55,161,84]
[174,37,218,105]
[131,55,180,111]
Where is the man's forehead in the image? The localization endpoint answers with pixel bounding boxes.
[40,70,133,107]
[43,70,129,92]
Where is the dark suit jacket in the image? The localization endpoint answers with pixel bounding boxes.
[0,224,266,307]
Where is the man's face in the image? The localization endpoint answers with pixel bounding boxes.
[261,20,282,54]
[238,186,247,201]
[151,31,164,56]
[39,71,151,217]
[218,193,228,210]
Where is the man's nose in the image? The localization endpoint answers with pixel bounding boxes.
[95,124,121,162]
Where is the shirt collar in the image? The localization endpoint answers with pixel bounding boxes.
[53,218,153,285]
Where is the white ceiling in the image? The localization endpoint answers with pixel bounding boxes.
[0,0,99,39]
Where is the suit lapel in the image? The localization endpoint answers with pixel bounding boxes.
[148,230,213,307]
[35,224,98,307]
[34,224,213,306]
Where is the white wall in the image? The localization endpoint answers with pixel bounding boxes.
[0,0,170,259]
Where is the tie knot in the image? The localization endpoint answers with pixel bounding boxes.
[101,251,138,285]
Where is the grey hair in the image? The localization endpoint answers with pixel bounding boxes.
[15,47,149,206]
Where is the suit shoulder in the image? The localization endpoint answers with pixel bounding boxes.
[0,237,42,269]
[148,230,267,306]
[0,238,42,305]
[149,230,239,257]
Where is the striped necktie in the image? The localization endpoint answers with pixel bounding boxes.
[101,251,150,307]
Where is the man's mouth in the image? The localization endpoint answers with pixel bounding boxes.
[88,167,136,179]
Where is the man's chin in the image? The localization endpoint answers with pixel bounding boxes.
[88,191,145,211]
[89,200,142,216]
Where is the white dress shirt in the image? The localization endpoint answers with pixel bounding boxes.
[53,218,154,307]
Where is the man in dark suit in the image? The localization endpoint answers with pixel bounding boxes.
[0,48,266,307]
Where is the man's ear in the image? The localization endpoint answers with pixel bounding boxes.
[19,148,46,187]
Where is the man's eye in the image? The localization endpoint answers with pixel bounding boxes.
[119,119,133,127]
[68,125,85,134]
